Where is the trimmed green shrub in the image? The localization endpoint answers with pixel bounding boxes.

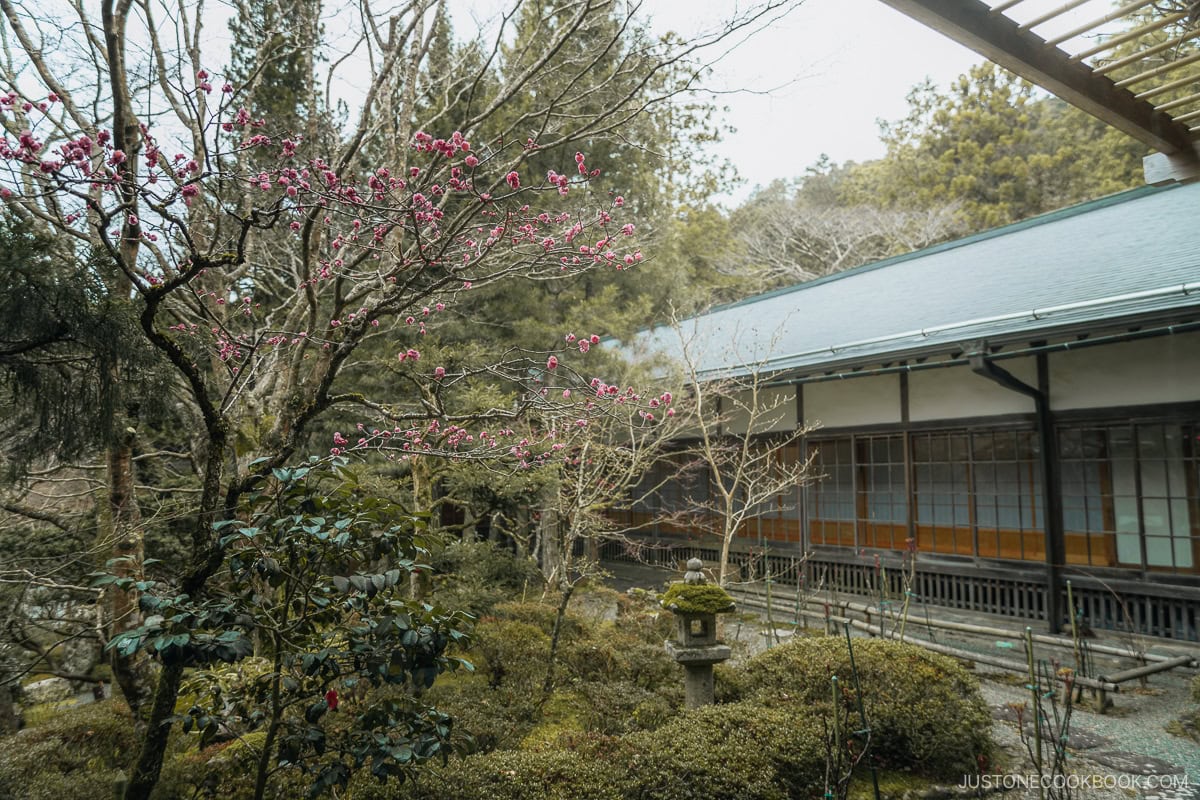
[491,601,586,641]
[357,748,623,800]
[427,541,542,616]
[472,619,550,690]
[712,662,749,704]
[568,584,623,625]
[615,598,674,644]
[423,680,543,753]
[559,624,677,691]
[571,680,680,736]
[740,636,991,776]
[519,690,585,749]
[369,702,825,800]
[153,733,309,800]
[617,702,825,800]
[0,700,136,800]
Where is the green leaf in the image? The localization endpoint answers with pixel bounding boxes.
[304,700,327,724]
[115,635,141,657]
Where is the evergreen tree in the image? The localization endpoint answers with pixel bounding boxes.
[850,63,1145,232]
[227,0,324,139]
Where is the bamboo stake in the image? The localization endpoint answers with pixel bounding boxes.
[1026,627,1044,800]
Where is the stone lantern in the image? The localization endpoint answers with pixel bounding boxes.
[661,558,735,708]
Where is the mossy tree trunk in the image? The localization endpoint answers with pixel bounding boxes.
[542,581,576,700]
[106,406,155,723]
[0,655,20,734]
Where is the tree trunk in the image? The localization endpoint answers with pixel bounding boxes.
[106,414,155,721]
[253,631,286,800]
[522,507,536,556]
[99,0,154,721]
[0,683,19,734]
[718,523,734,587]
[542,582,575,700]
[410,458,434,600]
[462,507,477,542]
[0,653,22,734]
[122,418,229,800]
[538,509,562,586]
[122,660,185,800]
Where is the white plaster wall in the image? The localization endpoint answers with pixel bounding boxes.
[804,373,900,430]
[1048,332,1200,410]
[908,359,1038,422]
[724,386,797,435]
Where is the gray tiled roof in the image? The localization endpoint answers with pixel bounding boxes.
[630,182,1200,378]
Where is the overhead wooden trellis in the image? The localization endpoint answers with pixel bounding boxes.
[877,0,1200,177]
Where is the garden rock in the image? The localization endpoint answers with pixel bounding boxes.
[991,704,1022,722]
[1019,723,1112,749]
[22,677,72,705]
[1084,750,1185,775]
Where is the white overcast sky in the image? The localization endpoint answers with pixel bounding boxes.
[440,0,989,204]
[427,0,1126,203]
[638,0,985,201]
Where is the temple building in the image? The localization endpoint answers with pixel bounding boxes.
[612,180,1200,641]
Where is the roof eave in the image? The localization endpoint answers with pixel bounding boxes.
[704,303,1200,384]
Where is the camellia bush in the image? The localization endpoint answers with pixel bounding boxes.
[99,460,476,797]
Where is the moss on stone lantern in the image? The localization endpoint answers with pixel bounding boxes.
[662,558,735,707]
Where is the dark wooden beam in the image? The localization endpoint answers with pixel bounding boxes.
[877,0,1199,159]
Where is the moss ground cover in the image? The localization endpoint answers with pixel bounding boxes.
[1,545,994,799]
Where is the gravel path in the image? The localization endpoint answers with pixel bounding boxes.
[976,665,1199,800]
